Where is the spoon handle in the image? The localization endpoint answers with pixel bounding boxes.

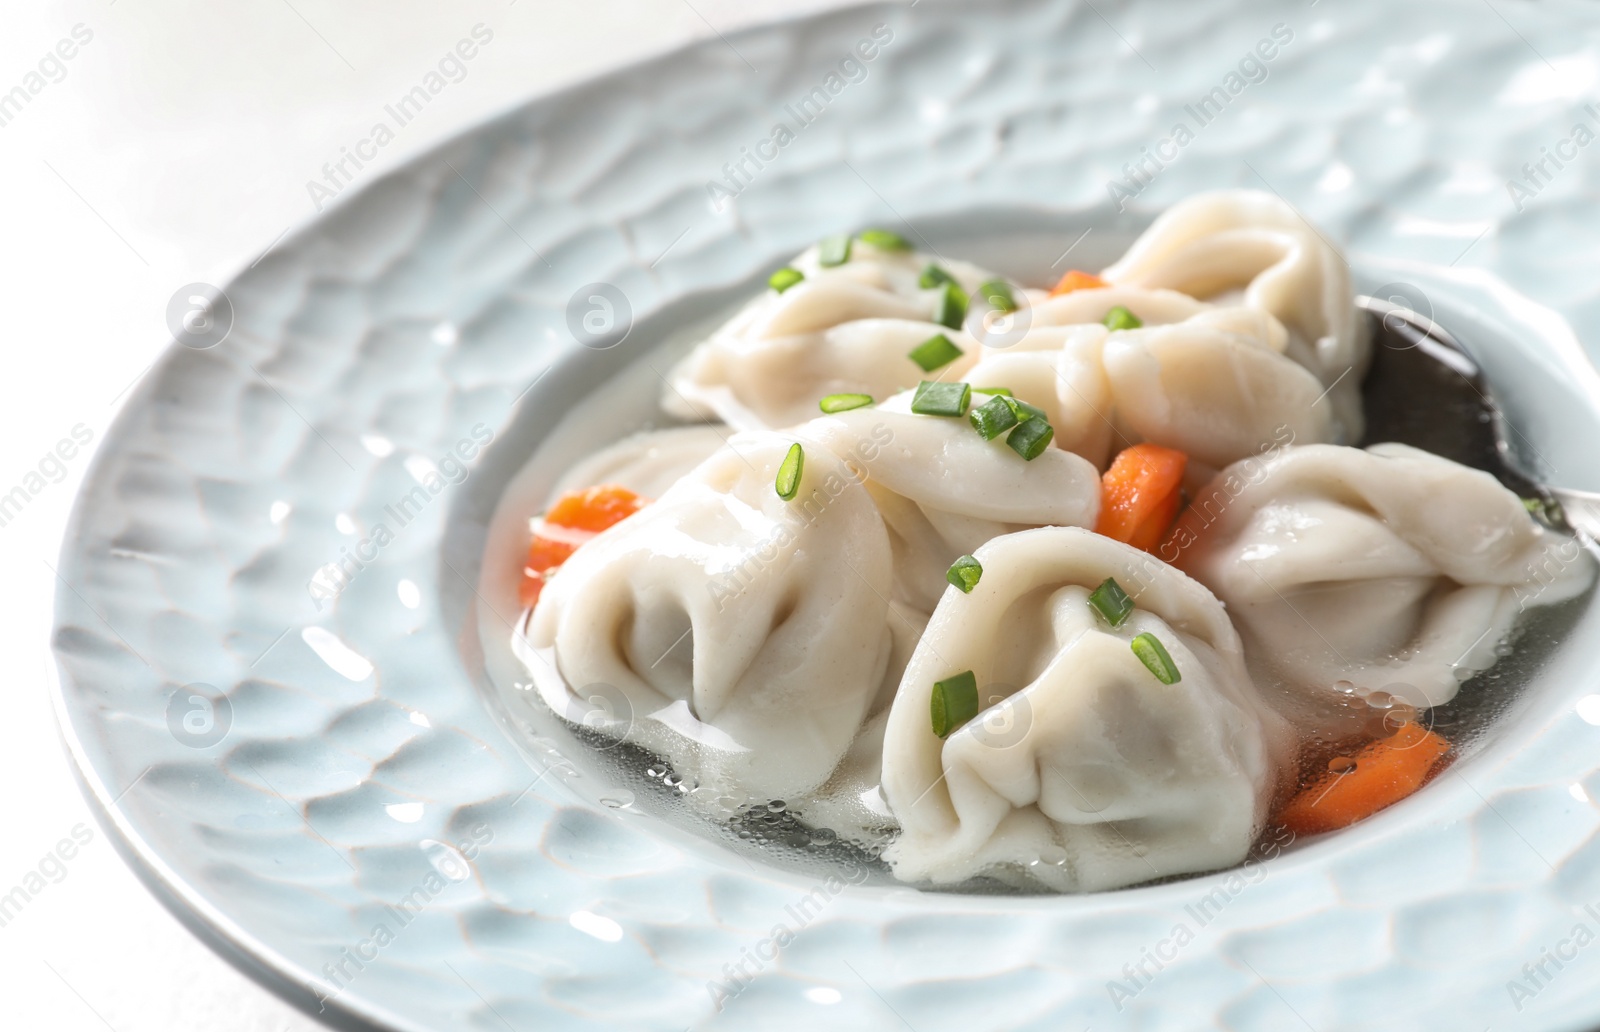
[1547,488,1600,545]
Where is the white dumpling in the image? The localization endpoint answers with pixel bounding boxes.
[964,306,1333,470]
[799,392,1103,609]
[1031,285,1210,330]
[1170,443,1595,709]
[793,599,931,841]
[963,290,1211,469]
[1100,307,1332,468]
[665,318,982,431]
[881,527,1293,892]
[965,323,1118,468]
[1101,189,1370,444]
[551,426,730,498]
[529,430,896,802]
[663,239,1000,429]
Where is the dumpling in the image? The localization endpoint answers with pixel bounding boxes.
[665,318,982,431]
[799,391,1103,609]
[1101,189,1370,444]
[791,600,930,840]
[964,306,1333,470]
[880,526,1293,892]
[551,426,730,498]
[526,390,1102,798]
[1030,284,1210,330]
[663,238,1004,429]
[528,429,896,802]
[958,289,1216,469]
[1169,443,1595,710]
[1099,307,1331,469]
[963,323,1120,467]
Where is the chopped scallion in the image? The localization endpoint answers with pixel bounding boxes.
[1522,495,1566,528]
[934,281,970,329]
[1131,632,1181,684]
[910,380,971,418]
[946,555,983,593]
[819,393,873,414]
[919,264,956,289]
[1006,416,1054,460]
[818,235,853,267]
[969,395,1020,440]
[775,443,804,501]
[908,333,965,372]
[930,670,980,738]
[980,386,1013,397]
[1001,395,1048,422]
[768,267,804,293]
[857,228,910,251]
[978,278,1018,312]
[1088,577,1134,628]
[1103,305,1142,331]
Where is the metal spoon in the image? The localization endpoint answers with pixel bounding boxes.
[1354,294,1600,541]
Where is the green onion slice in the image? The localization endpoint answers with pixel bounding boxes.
[919,264,956,289]
[946,555,983,593]
[1103,305,1143,331]
[930,670,980,738]
[1001,395,1048,422]
[1088,577,1134,628]
[775,443,804,500]
[818,235,853,267]
[1131,632,1181,684]
[934,281,970,330]
[980,386,1014,397]
[1006,416,1054,460]
[978,278,1018,312]
[768,267,804,293]
[910,380,971,418]
[969,395,1020,440]
[1522,495,1566,528]
[819,393,873,414]
[908,333,965,372]
[857,228,911,251]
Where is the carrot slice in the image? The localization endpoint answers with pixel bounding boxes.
[526,534,579,574]
[520,485,651,609]
[545,485,647,532]
[1049,269,1108,297]
[1094,444,1188,553]
[520,534,580,606]
[1124,484,1182,553]
[1276,722,1451,836]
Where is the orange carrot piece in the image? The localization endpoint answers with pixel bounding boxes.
[1124,484,1182,553]
[1049,269,1108,297]
[545,485,647,532]
[526,534,579,574]
[1276,722,1451,836]
[520,485,652,609]
[520,534,583,608]
[1094,444,1188,553]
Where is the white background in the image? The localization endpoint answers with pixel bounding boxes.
[0,2,850,1028]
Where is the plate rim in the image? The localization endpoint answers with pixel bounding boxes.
[49,2,1600,1028]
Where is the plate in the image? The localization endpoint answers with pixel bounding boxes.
[51,1,1600,1028]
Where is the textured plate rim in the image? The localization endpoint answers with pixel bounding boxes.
[47,2,1600,1028]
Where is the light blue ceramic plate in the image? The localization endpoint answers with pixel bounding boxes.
[51,1,1600,1028]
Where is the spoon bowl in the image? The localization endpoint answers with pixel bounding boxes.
[1355,294,1600,541]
